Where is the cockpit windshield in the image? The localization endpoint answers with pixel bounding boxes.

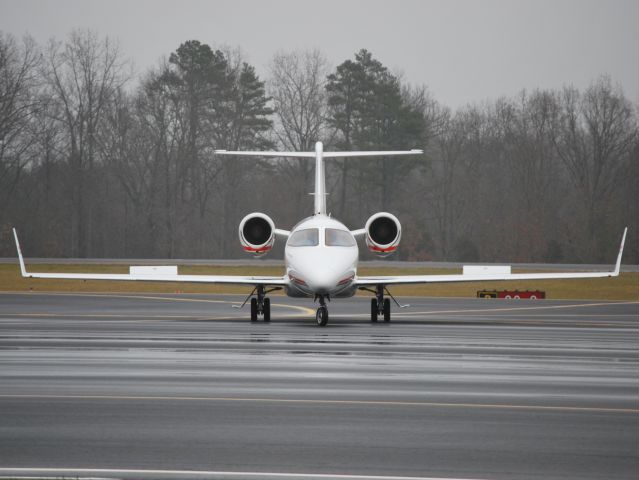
[325,228,356,247]
[288,228,319,247]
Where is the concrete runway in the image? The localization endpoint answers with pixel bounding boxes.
[1,292,638,480]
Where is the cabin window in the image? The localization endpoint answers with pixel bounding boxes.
[288,228,319,247]
[325,228,356,247]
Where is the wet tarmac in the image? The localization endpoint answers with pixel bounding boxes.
[1,292,638,480]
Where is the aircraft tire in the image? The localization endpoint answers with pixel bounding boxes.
[250,298,258,322]
[383,298,391,322]
[316,306,328,326]
[263,298,271,322]
[371,299,378,322]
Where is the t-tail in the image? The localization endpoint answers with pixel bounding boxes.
[215,142,423,215]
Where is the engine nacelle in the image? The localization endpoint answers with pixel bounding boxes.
[365,212,401,257]
[239,212,275,257]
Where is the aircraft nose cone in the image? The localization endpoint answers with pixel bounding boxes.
[287,241,358,295]
[305,269,337,294]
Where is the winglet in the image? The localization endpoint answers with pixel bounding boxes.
[12,228,28,277]
[613,227,627,276]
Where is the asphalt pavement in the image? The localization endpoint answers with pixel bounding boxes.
[1,292,638,480]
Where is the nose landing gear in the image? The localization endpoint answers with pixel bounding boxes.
[315,294,329,326]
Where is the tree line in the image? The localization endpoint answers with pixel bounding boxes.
[1,30,637,263]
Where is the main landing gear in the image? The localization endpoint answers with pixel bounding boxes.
[250,296,270,322]
[370,284,391,323]
[236,285,281,323]
[315,294,329,327]
[361,285,409,324]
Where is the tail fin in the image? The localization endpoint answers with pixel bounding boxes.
[215,142,423,215]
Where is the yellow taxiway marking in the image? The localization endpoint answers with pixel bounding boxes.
[0,312,309,320]
[0,393,637,415]
[271,303,316,316]
[0,292,635,320]
[0,312,226,319]
[0,313,274,321]
[0,291,316,317]
[331,301,639,327]
[387,300,639,318]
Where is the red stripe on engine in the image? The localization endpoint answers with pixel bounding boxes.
[244,246,272,253]
[370,245,397,253]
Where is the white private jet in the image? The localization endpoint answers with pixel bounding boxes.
[13,142,627,326]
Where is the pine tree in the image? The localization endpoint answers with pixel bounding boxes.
[326,49,426,215]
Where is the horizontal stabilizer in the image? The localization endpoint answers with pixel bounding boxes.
[323,149,423,158]
[214,149,423,158]
[215,150,315,158]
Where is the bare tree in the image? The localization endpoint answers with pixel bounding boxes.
[42,29,130,257]
[401,83,448,143]
[269,49,330,151]
[268,49,331,220]
[119,61,188,258]
[554,77,637,260]
[0,33,40,218]
[627,136,639,262]
[424,107,485,260]
[493,90,563,261]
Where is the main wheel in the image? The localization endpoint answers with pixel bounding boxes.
[250,298,258,322]
[316,306,328,327]
[370,298,378,322]
[263,298,271,322]
[383,298,391,322]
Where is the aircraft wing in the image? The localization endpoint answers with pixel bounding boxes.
[13,229,288,287]
[356,227,627,286]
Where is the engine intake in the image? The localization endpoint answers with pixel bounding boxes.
[365,212,401,257]
[239,213,275,256]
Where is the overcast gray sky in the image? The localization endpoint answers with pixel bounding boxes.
[1,0,638,107]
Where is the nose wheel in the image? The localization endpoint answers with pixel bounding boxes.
[316,306,328,326]
[315,294,329,326]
